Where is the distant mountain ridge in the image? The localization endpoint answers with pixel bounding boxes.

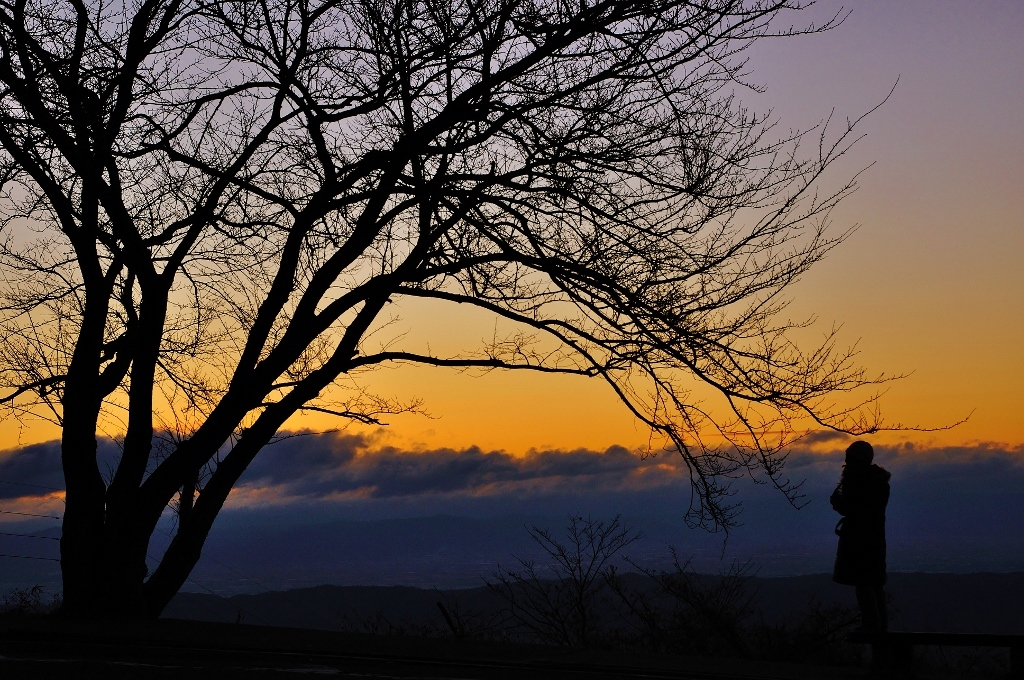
[165,571,1024,635]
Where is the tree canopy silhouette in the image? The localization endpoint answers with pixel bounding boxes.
[0,0,885,617]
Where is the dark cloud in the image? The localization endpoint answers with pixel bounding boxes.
[794,430,854,446]
[242,432,361,486]
[0,441,63,499]
[783,441,1024,488]
[0,439,122,500]
[4,435,1021,578]
[2,434,1022,517]
[237,433,683,500]
[238,433,1024,505]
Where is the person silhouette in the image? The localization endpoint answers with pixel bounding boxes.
[830,440,891,632]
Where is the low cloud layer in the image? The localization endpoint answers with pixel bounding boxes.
[235,434,1024,511]
[0,441,64,500]
[3,433,1023,511]
[4,433,1024,572]
[0,439,121,501]
[785,440,1024,493]
[236,433,686,502]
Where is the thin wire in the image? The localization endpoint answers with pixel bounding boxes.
[0,479,64,492]
[5,489,276,623]
[144,549,271,626]
[3,479,272,594]
[3,479,271,593]
[0,531,59,540]
[0,553,60,561]
[0,532,276,625]
[0,509,62,520]
[154,525,274,594]
[201,555,274,594]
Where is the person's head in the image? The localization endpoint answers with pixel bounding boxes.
[845,440,874,467]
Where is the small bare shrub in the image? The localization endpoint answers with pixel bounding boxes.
[1,585,61,617]
[488,515,640,647]
[608,553,758,656]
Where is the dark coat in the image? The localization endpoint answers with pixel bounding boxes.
[831,463,891,586]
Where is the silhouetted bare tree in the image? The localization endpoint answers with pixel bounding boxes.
[489,514,639,646]
[0,0,885,617]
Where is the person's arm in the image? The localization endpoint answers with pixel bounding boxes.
[830,485,847,515]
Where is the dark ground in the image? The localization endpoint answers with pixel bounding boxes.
[3,573,1021,678]
[0,616,871,679]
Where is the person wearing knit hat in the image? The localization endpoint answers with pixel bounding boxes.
[830,440,891,632]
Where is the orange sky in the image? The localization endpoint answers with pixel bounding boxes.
[1,1,1022,455]
[292,1,1024,454]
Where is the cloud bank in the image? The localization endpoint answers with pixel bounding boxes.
[3,432,1022,513]
[234,433,688,503]
[5,433,1023,575]
[0,438,121,501]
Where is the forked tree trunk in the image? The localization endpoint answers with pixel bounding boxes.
[60,443,154,618]
[61,483,176,618]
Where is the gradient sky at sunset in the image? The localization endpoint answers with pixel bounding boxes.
[2,3,1023,593]
[1,0,1021,455]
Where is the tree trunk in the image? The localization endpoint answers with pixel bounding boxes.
[59,433,107,617]
[61,436,153,617]
[58,278,113,618]
[101,530,153,617]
